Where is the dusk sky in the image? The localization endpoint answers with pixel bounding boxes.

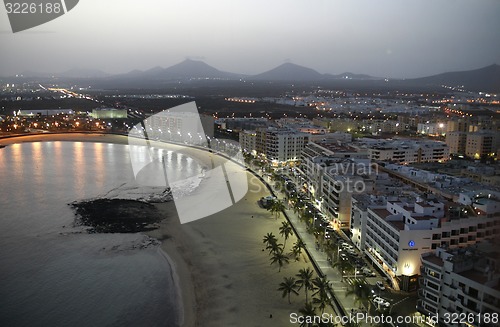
[1,0,499,78]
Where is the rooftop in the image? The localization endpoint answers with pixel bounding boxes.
[457,269,494,285]
[389,221,406,231]
[371,208,393,219]
[422,254,444,267]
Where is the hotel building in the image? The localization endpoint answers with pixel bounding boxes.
[356,193,500,292]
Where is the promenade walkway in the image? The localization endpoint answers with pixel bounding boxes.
[252,169,374,326]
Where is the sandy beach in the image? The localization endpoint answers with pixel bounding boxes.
[1,133,319,327]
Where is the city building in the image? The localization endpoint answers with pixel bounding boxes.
[419,243,500,326]
[465,131,498,159]
[446,131,467,155]
[239,130,257,155]
[297,142,372,230]
[446,118,471,133]
[358,194,500,291]
[458,190,500,216]
[356,138,450,164]
[255,127,310,164]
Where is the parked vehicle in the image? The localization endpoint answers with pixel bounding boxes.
[260,196,276,208]
[363,268,376,277]
[376,281,386,291]
[373,297,390,307]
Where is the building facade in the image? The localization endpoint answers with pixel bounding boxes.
[360,197,500,291]
[419,245,500,326]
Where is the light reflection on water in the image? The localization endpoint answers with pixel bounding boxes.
[0,141,202,327]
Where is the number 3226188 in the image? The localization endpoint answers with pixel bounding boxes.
[443,312,498,325]
[5,2,62,14]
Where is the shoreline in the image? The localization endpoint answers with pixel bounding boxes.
[2,132,321,326]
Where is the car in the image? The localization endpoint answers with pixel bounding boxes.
[376,281,386,291]
[340,253,348,261]
[341,243,350,250]
[363,268,376,277]
[373,297,390,308]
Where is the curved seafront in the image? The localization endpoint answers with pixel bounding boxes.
[0,133,320,327]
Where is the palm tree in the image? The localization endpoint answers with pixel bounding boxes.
[324,239,339,263]
[263,232,278,248]
[267,241,284,255]
[277,276,299,304]
[312,277,332,314]
[298,302,317,327]
[301,209,315,227]
[312,277,331,299]
[279,221,293,248]
[270,249,290,272]
[291,239,306,261]
[295,198,306,215]
[345,279,371,313]
[270,199,286,219]
[296,267,315,303]
[312,295,330,315]
[332,257,355,281]
[312,224,325,243]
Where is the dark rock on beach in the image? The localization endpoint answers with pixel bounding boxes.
[70,198,164,233]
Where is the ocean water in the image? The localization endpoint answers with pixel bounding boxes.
[0,141,202,327]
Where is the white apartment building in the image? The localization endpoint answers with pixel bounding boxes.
[239,130,257,155]
[240,127,310,163]
[298,142,369,199]
[371,141,449,163]
[419,244,500,326]
[446,131,467,155]
[322,174,372,230]
[357,139,450,164]
[465,132,499,159]
[264,128,309,163]
[361,197,500,291]
[458,190,500,216]
[447,131,499,158]
[350,175,413,250]
[298,142,372,229]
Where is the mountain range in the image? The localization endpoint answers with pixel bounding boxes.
[12,60,500,92]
